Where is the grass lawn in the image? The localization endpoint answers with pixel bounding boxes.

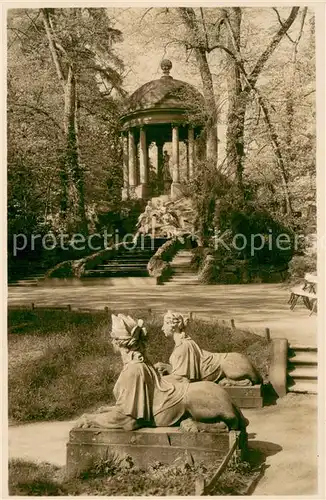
[9,455,261,496]
[8,308,271,423]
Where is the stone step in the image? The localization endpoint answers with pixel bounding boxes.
[84,270,149,277]
[8,280,40,287]
[287,365,318,379]
[170,273,198,278]
[171,274,198,281]
[99,263,148,268]
[288,379,317,394]
[165,282,200,286]
[101,258,149,263]
[112,252,155,258]
[172,271,197,275]
[288,350,317,365]
[289,345,317,352]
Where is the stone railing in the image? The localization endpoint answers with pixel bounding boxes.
[45,240,123,279]
[147,237,185,284]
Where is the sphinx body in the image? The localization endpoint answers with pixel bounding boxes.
[157,311,261,386]
[76,314,248,432]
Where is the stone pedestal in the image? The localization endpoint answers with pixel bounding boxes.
[170,182,185,200]
[121,187,129,201]
[135,184,149,200]
[223,384,263,408]
[66,425,247,476]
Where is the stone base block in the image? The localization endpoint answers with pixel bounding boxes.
[151,195,171,207]
[135,184,149,199]
[66,425,246,476]
[121,187,129,201]
[170,182,186,200]
[223,384,263,408]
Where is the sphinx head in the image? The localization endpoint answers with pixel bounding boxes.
[162,310,190,337]
[110,314,147,354]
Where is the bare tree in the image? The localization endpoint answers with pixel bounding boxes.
[177,8,219,163]
[217,7,300,210]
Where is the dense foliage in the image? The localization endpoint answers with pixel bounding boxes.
[8,7,316,279]
[7,8,126,277]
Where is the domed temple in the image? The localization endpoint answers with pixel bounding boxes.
[120,60,206,201]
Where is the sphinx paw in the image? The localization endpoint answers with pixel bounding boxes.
[180,418,199,433]
[74,415,91,429]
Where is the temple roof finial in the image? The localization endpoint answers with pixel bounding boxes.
[160,59,173,78]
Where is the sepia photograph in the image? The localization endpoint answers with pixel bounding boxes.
[5,4,323,496]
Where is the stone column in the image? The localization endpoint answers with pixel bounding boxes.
[128,129,137,193]
[138,127,148,199]
[171,124,183,199]
[196,134,206,162]
[121,133,129,200]
[187,127,195,181]
[172,125,180,183]
[156,141,164,194]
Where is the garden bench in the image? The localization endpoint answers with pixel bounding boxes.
[289,273,317,315]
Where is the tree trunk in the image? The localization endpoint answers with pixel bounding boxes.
[62,67,86,229]
[225,8,246,194]
[285,9,307,177]
[257,93,293,215]
[177,8,218,164]
[222,6,299,209]
[195,47,218,162]
[41,8,86,231]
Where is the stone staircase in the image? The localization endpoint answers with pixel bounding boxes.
[287,345,317,394]
[8,267,48,287]
[9,238,167,285]
[165,250,199,286]
[84,238,167,278]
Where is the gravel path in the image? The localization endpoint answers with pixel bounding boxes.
[8,283,317,346]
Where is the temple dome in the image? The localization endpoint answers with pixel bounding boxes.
[125,76,204,113]
[120,60,204,123]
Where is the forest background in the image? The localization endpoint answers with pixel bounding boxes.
[7,7,316,278]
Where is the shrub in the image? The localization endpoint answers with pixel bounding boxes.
[190,246,211,271]
[8,459,66,496]
[288,254,317,282]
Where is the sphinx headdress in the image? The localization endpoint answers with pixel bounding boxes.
[163,310,190,329]
[110,314,146,341]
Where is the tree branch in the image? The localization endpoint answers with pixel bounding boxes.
[139,8,153,24]
[200,8,209,51]
[248,7,300,88]
[272,8,296,44]
[296,7,307,46]
[41,8,66,88]
[24,10,42,34]
[10,102,64,132]
[223,13,293,212]
[206,43,237,60]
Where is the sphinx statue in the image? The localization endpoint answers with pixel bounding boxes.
[155,311,261,386]
[75,314,248,432]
